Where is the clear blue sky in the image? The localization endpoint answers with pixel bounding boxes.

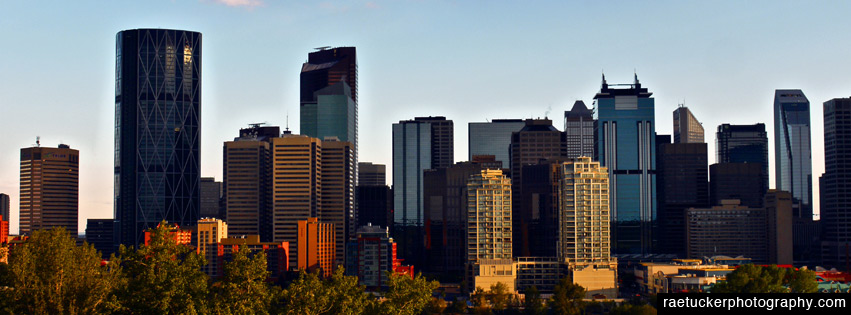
[1,0,849,234]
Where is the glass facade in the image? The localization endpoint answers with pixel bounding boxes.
[821,98,851,268]
[673,106,704,144]
[594,75,656,255]
[715,123,769,196]
[468,119,525,168]
[774,90,813,219]
[114,29,202,246]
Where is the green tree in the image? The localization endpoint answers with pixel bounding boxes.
[114,222,209,314]
[471,287,492,315]
[488,282,511,311]
[609,303,657,315]
[446,299,468,314]
[424,297,447,314]
[522,286,545,315]
[548,277,586,315]
[325,268,374,314]
[788,268,818,293]
[371,272,439,315]
[711,264,789,293]
[210,246,277,314]
[3,227,120,314]
[278,268,373,315]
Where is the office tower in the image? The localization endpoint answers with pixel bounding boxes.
[673,106,704,143]
[224,125,278,240]
[200,177,222,219]
[423,161,490,275]
[563,101,595,158]
[345,224,407,288]
[557,157,617,298]
[271,134,322,268]
[86,219,115,259]
[356,186,392,231]
[715,123,768,194]
[594,74,657,254]
[392,116,453,267]
[297,218,335,277]
[469,119,525,168]
[20,144,79,236]
[764,190,793,265]
[774,90,813,219]
[821,97,851,269]
[467,169,514,292]
[516,160,563,257]
[0,215,8,244]
[197,218,228,278]
[220,235,290,280]
[656,135,708,257]
[358,162,386,186]
[115,29,202,246]
[686,200,768,263]
[320,138,354,267]
[0,193,9,223]
[709,163,764,207]
[509,119,567,190]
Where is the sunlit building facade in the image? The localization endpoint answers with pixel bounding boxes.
[20,144,79,236]
[467,169,515,292]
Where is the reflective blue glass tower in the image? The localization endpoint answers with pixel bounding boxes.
[114,29,202,246]
[774,90,813,219]
[594,74,656,254]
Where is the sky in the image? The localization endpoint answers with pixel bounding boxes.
[1,0,850,234]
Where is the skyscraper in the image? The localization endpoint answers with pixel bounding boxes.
[86,219,115,259]
[715,123,768,194]
[594,74,657,254]
[673,106,704,144]
[468,119,525,168]
[115,29,202,246]
[358,162,386,186]
[821,97,851,269]
[710,163,765,207]
[200,177,222,219]
[467,169,514,292]
[656,135,708,257]
[392,117,453,267]
[509,119,567,190]
[774,90,813,219]
[224,125,278,241]
[319,138,354,267]
[564,101,595,158]
[197,218,228,278]
[20,144,79,236]
[298,217,335,277]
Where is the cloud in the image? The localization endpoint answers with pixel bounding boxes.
[212,0,263,8]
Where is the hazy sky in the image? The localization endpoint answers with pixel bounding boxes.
[1,0,849,234]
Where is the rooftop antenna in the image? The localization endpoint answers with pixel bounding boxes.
[35,136,40,147]
[284,112,292,134]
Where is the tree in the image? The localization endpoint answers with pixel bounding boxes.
[711,264,815,293]
[114,222,209,314]
[549,277,586,315]
[609,303,657,315]
[446,299,468,314]
[371,272,439,315]
[325,268,374,314]
[277,267,373,315]
[424,297,447,314]
[488,282,511,311]
[788,268,818,293]
[522,286,545,315]
[4,227,120,314]
[210,246,277,314]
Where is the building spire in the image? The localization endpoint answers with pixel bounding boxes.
[601,71,608,89]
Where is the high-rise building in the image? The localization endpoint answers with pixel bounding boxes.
[0,193,9,223]
[656,136,708,257]
[115,29,202,246]
[271,134,322,268]
[320,138,354,267]
[469,119,525,168]
[594,74,656,254]
[716,123,768,194]
[345,224,408,288]
[423,160,491,275]
[223,125,278,241]
[673,106,704,144]
[297,217,335,277]
[356,186,392,231]
[764,190,793,265]
[20,144,79,236]
[516,160,564,257]
[509,119,567,190]
[821,97,851,269]
[710,163,764,208]
[392,116,453,267]
[466,169,514,292]
[686,200,768,263]
[197,218,228,278]
[200,177,222,219]
[358,162,386,186]
[564,101,595,158]
[557,157,617,298]
[86,219,115,259]
[774,90,813,219]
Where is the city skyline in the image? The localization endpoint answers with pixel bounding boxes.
[3,1,851,233]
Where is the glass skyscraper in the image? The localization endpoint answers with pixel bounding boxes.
[564,100,595,158]
[774,90,813,219]
[673,106,704,144]
[821,97,851,268]
[716,123,769,197]
[114,29,202,246]
[468,119,525,168]
[594,74,656,254]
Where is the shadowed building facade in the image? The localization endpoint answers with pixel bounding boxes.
[656,135,708,257]
[114,29,202,246]
[821,97,851,269]
[223,125,279,241]
[564,101,595,158]
[716,123,768,197]
[469,119,525,169]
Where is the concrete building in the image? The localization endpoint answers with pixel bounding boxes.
[656,136,709,257]
[467,169,515,292]
[774,90,813,219]
[673,106,704,144]
[144,222,192,246]
[514,257,568,295]
[345,224,408,288]
[20,144,79,236]
[0,215,8,245]
[820,97,851,269]
[686,200,768,263]
[297,218,335,277]
[358,162,386,186]
[115,29,202,247]
[356,186,392,232]
[715,123,769,195]
[469,119,525,169]
[223,125,278,241]
[200,177,223,219]
[509,119,567,193]
[764,190,793,265]
[563,101,595,158]
[710,163,765,207]
[594,74,657,255]
[86,219,115,259]
[197,218,228,278]
[320,138,354,267]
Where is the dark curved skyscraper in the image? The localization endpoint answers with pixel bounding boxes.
[114,29,202,246]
